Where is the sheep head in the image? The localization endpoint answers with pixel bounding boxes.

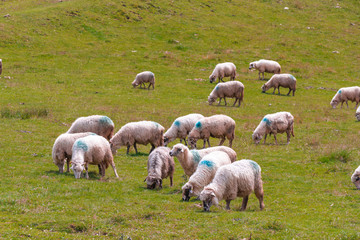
[71,162,85,179]
[351,173,360,190]
[209,74,216,83]
[252,132,262,145]
[208,95,216,105]
[169,144,186,157]
[199,188,218,212]
[131,80,138,88]
[145,176,162,189]
[181,183,193,201]
[249,62,256,70]
[261,84,268,93]
[330,99,339,109]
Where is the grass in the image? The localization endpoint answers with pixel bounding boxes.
[0,0,360,239]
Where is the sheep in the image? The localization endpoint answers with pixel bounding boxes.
[164,113,204,146]
[249,59,281,80]
[169,143,237,177]
[0,59,2,75]
[355,105,360,121]
[330,86,360,109]
[252,111,294,145]
[181,151,232,201]
[67,115,115,140]
[261,74,297,96]
[188,114,235,149]
[144,147,175,189]
[208,81,245,107]
[209,62,237,83]
[52,132,95,173]
[110,121,164,155]
[71,135,119,179]
[132,71,155,90]
[199,159,265,212]
[351,166,360,190]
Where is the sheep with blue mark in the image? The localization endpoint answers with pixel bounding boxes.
[330,86,360,109]
[188,114,235,149]
[355,105,360,121]
[252,111,294,145]
[182,151,232,201]
[261,74,296,96]
[52,132,95,173]
[132,71,155,90]
[164,113,204,146]
[351,165,360,190]
[169,143,237,177]
[144,147,175,189]
[249,59,281,80]
[110,121,164,155]
[208,81,244,107]
[67,115,115,140]
[71,135,119,179]
[200,160,265,212]
[209,62,237,83]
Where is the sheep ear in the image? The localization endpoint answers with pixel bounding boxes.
[210,192,216,197]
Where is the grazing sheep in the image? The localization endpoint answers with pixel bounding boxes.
[52,132,94,173]
[164,113,204,146]
[145,147,175,189]
[67,115,115,140]
[0,59,2,75]
[71,135,119,179]
[252,112,294,145]
[249,59,281,80]
[169,143,236,177]
[261,74,297,96]
[110,121,164,155]
[132,71,155,90]
[355,105,360,121]
[208,81,244,107]
[351,166,360,190]
[209,62,237,83]
[330,86,360,109]
[188,114,235,149]
[182,151,232,201]
[199,160,265,212]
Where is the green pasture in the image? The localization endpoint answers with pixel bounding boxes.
[0,0,359,239]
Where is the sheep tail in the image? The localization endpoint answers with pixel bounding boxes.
[240,87,244,102]
[291,123,295,137]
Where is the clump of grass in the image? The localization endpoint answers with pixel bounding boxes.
[69,223,87,233]
[262,220,285,231]
[1,108,48,119]
[319,150,352,164]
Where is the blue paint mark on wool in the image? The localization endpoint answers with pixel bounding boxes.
[75,140,88,151]
[174,120,181,127]
[199,160,215,168]
[152,121,159,128]
[100,116,113,125]
[195,121,202,129]
[248,160,260,173]
[289,74,296,81]
[190,150,201,163]
[215,85,220,91]
[338,90,342,94]
[262,117,271,126]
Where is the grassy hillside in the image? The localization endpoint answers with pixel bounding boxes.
[0,0,359,238]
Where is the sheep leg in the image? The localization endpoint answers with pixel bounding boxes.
[218,138,225,146]
[286,131,291,145]
[232,98,237,107]
[255,186,265,210]
[85,163,89,179]
[226,200,231,210]
[262,72,265,80]
[346,101,349,108]
[228,138,233,148]
[240,196,249,211]
[111,162,119,178]
[98,164,102,175]
[149,144,155,154]
[223,97,227,106]
[263,134,267,144]
[133,143,138,154]
[273,134,278,145]
[293,89,295,96]
[272,87,276,94]
[66,160,70,173]
[183,138,187,146]
[126,145,131,154]
[287,88,291,96]
[202,139,206,148]
[278,86,281,95]
[170,175,173,187]
[258,71,261,80]
[218,98,222,105]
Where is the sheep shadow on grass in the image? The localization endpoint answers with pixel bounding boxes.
[261,92,292,97]
[45,170,106,180]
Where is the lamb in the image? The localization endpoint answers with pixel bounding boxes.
[164,113,204,146]
[249,59,281,80]
[208,81,244,107]
[132,71,155,90]
[67,115,115,140]
[71,135,119,179]
[209,62,236,83]
[330,86,360,109]
[169,143,236,177]
[252,112,294,145]
[261,74,296,96]
[182,151,232,201]
[355,105,360,121]
[52,132,94,173]
[110,121,164,155]
[351,166,360,190]
[199,160,265,212]
[144,147,175,189]
[188,114,235,149]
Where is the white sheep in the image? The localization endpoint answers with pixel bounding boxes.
[261,74,297,96]
[144,147,175,189]
[110,121,164,155]
[252,112,294,145]
[67,115,115,140]
[132,71,155,90]
[188,114,235,149]
[181,151,232,201]
[209,62,236,83]
[355,105,360,121]
[169,143,237,177]
[52,132,94,173]
[208,81,245,107]
[199,159,265,212]
[71,135,119,179]
[330,86,360,109]
[249,59,281,80]
[351,166,360,190]
[164,113,204,146]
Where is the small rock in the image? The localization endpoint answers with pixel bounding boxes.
[269,103,272,106]
[332,51,340,54]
